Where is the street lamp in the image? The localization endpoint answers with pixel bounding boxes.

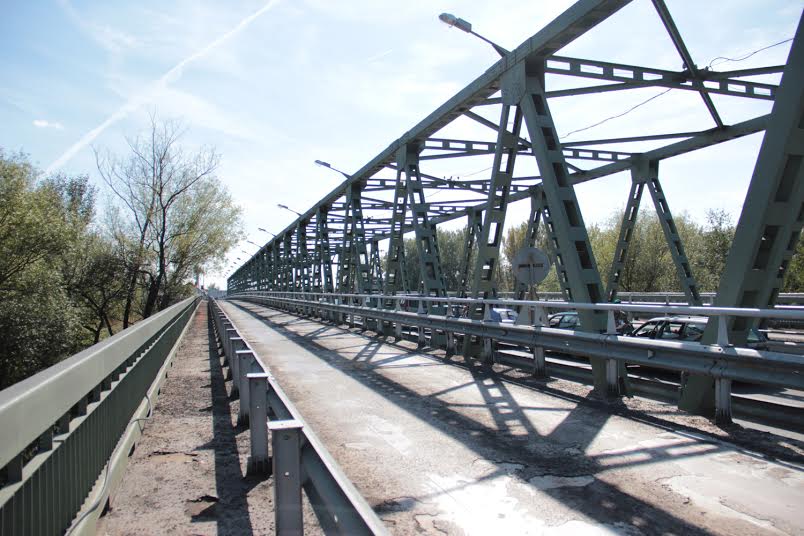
[438,13,508,57]
[258,227,276,237]
[277,203,302,216]
[315,159,351,180]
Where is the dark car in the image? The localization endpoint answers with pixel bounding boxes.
[548,311,633,334]
[629,315,768,349]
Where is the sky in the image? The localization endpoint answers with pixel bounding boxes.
[1,0,801,289]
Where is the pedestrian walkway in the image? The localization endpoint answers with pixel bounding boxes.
[97,302,320,535]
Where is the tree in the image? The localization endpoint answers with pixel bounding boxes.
[0,151,91,387]
[96,115,243,322]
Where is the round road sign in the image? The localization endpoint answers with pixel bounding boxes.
[512,247,551,285]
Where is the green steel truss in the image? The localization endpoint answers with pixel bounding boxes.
[228,1,801,415]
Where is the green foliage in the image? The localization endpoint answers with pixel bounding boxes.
[0,118,243,389]
[0,151,89,388]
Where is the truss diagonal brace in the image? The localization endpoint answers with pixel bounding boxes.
[518,62,627,395]
[644,165,702,305]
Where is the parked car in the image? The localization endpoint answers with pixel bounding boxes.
[489,308,518,324]
[548,311,580,329]
[628,315,769,349]
[547,311,634,334]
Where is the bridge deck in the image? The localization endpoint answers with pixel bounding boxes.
[221,299,804,535]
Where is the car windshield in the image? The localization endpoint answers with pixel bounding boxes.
[633,321,660,337]
[684,322,705,341]
[660,321,684,339]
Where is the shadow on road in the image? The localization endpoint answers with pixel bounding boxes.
[226,300,799,533]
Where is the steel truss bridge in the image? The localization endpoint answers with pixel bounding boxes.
[228,1,804,420]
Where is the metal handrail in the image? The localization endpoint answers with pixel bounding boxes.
[231,290,804,321]
[0,297,197,472]
[0,296,200,535]
[229,291,804,424]
[209,299,388,535]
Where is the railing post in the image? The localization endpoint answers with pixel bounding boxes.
[269,419,304,535]
[532,346,546,377]
[229,337,246,398]
[445,306,456,356]
[394,300,403,340]
[481,304,493,363]
[417,299,426,348]
[224,326,237,364]
[247,373,271,475]
[532,305,547,377]
[603,310,624,395]
[715,378,733,425]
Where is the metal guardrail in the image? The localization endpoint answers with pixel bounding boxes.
[230,291,804,424]
[500,291,804,306]
[0,296,199,535]
[209,300,388,536]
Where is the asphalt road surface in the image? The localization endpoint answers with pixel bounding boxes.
[221,300,804,536]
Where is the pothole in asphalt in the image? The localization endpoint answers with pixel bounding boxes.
[185,494,219,519]
[148,451,199,463]
[528,474,594,490]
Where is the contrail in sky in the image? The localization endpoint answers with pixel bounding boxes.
[45,0,281,175]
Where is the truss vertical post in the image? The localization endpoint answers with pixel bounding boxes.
[402,144,448,307]
[282,233,293,292]
[369,239,384,291]
[518,61,627,396]
[606,167,646,301]
[383,158,412,335]
[458,208,483,298]
[384,161,410,295]
[680,17,804,420]
[316,207,334,294]
[468,101,524,308]
[515,186,547,301]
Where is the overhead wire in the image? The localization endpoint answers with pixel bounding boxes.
[559,37,793,141]
[707,37,793,69]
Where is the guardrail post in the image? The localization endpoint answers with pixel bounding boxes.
[236,350,256,425]
[269,419,304,535]
[481,305,493,363]
[445,307,456,356]
[247,373,271,475]
[417,299,427,348]
[229,337,247,398]
[531,306,547,377]
[361,297,369,331]
[224,326,237,365]
[394,301,403,340]
[532,346,546,377]
[714,378,732,425]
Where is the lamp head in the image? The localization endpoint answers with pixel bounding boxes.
[439,13,472,33]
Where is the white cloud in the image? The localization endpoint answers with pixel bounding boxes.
[32,119,64,130]
[45,0,282,175]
